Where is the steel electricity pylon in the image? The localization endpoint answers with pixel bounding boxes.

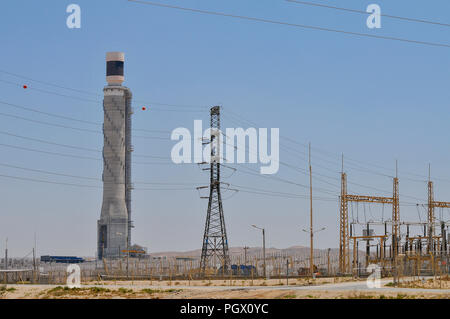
[426,164,450,254]
[199,106,230,276]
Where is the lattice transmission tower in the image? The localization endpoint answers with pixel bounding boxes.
[199,106,230,275]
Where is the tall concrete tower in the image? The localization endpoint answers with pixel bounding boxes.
[97,52,133,259]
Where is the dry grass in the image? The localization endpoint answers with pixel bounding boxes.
[2,285,448,299]
[0,286,16,296]
[1,277,449,299]
[387,276,450,289]
[37,286,183,299]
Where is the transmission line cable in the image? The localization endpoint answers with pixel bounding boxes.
[286,0,450,28]
[127,0,450,48]
[0,74,207,111]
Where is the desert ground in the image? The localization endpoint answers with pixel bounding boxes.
[1,276,449,299]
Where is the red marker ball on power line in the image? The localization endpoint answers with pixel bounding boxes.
[23,85,28,89]
[142,106,146,111]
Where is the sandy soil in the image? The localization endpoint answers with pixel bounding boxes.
[393,276,450,289]
[91,277,363,287]
[176,289,449,299]
[1,277,449,299]
[1,285,448,299]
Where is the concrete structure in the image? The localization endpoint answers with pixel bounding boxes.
[97,52,133,259]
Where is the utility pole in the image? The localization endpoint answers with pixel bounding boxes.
[427,163,434,254]
[366,223,370,267]
[392,160,400,284]
[33,232,37,274]
[4,238,8,270]
[327,248,331,276]
[286,259,289,285]
[262,228,266,279]
[251,225,266,279]
[127,248,129,279]
[32,247,36,284]
[243,246,249,265]
[126,231,130,279]
[309,142,314,276]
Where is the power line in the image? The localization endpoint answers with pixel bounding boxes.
[3,157,321,196]
[0,172,199,191]
[0,42,450,188]
[5,96,396,195]
[1,72,426,204]
[127,0,450,49]
[0,162,101,181]
[0,142,177,165]
[1,71,442,185]
[231,163,337,195]
[133,161,194,165]
[0,70,101,96]
[224,109,383,179]
[0,142,101,161]
[0,100,99,126]
[0,99,173,134]
[0,80,438,203]
[0,78,204,112]
[135,186,196,191]
[0,173,101,189]
[0,140,428,205]
[0,130,100,153]
[220,124,341,192]
[0,108,177,140]
[0,130,171,161]
[0,73,207,111]
[134,181,200,186]
[221,108,431,201]
[223,112,397,195]
[230,183,337,200]
[277,129,401,179]
[0,161,342,200]
[236,189,309,199]
[0,79,100,104]
[0,161,201,185]
[0,170,338,198]
[0,111,100,134]
[222,106,444,190]
[286,0,450,28]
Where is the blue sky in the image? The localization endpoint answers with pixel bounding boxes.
[0,0,449,257]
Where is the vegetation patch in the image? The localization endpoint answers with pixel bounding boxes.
[118,288,134,294]
[347,293,376,299]
[385,276,449,289]
[44,286,135,298]
[0,286,16,295]
[141,288,164,294]
[140,288,182,297]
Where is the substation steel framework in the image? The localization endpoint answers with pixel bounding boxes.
[339,173,400,273]
[200,106,230,276]
[427,180,450,254]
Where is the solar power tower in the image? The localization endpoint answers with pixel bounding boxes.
[200,106,230,275]
[97,52,133,259]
